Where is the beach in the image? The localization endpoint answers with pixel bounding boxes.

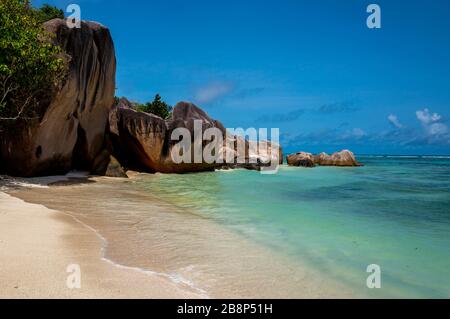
[0,174,353,299]
[0,191,201,299]
[1,156,449,299]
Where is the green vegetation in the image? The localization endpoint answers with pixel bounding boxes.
[32,4,65,24]
[136,94,173,119]
[0,0,65,124]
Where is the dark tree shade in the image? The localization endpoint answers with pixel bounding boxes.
[0,0,65,126]
[33,4,65,23]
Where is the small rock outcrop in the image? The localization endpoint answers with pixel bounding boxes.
[314,150,362,167]
[0,19,116,177]
[287,152,315,168]
[287,150,362,167]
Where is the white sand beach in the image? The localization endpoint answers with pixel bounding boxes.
[0,191,201,299]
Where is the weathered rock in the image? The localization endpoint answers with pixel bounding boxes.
[287,150,362,167]
[91,149,127,178]
[114,97,138,110]
[314,150,362,167]
[104,156,128,178]
[0,19,116,177]
[314,152,329,165]
[91,149,110,174]
[108,106,171,173]
[163,102,230,173]
[91,150,126,177]
[109,102,283,173]
[109,102,225,173]
[221,135,283,171]
[287,152,315,168]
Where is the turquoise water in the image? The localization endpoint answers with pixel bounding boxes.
[139,156,450,298]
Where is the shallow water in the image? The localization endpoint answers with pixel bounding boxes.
[135,156,450,298]
[5,156,450,298]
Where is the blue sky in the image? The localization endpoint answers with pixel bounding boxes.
[33,0,450,155]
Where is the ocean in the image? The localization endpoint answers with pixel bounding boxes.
[6,156,450,298]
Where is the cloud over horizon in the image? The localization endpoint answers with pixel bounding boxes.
[283,108,450,153]
[388,114,403,129]
[194,81,235,104]
[416,108,448,136]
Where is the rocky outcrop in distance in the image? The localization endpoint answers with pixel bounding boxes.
[287,152,315,167]
[287,150,362,168]
[108,102,283,174]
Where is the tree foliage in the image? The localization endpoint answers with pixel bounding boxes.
[0,0,65,124]
[136,94,173,119]
[32,4,65,24]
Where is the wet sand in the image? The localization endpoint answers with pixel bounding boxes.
[0,191,201,299]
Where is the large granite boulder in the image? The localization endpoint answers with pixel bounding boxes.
[0,19,116,176]
[314,150,362,167]
[109,102,282,173]
[109,102,221,173]
[287,152,315,168]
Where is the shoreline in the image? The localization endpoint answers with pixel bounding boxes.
[1,173,356,299]
[0,190,202,299]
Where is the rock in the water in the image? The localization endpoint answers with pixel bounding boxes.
[287,152,315,167]
[313,152,329,165]
[0,19,116,177]
[287,150,362,167]
[314,150,362,167]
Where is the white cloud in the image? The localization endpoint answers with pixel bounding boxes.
[416,108,448,136]
[338,128,366,141]
[194,82,234,104]
[416,108,442,126]
[352,128,366,138]
[428,122,448,135]
[284,108,450,150]
[388,114,403,129]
